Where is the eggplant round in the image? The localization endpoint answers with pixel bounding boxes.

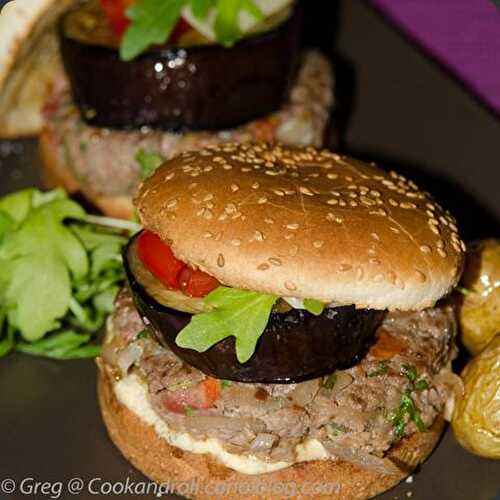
[59,5,302,131]
[124,235,384,383]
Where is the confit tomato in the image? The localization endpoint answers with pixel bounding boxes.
[137,231,186,289]
[99,0,136,36]
[162,378,220,414]
[179,267,220,298]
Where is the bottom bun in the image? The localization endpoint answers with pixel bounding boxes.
[97,364,445,500]
[39,129,135,219]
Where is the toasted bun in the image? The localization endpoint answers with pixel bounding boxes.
[0,0,76,137]
[136,144,465,310]
[39,129,135,219]
[97,364,444,500]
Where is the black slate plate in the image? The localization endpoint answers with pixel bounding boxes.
[1,1,499,499]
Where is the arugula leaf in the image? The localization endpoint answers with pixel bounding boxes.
[16,331,101,360]
[303,299,325,316]
[367,361,389,377]
[401,364,417,382]
[322,373,337,390]
[176,287,278,363]
[214,0,263,45]
[189,0,215,20]
[0,189,137,359]
[136,149,165,180]
[121,0,186,61]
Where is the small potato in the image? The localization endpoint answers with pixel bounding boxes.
[452,334,500,459]
[458,239,500,355]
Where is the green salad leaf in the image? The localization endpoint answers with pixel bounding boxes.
[0,189,138,359]
[175,287,278,363]
[120,0,264,60]
[136,149,165,179]
[121,0,186,61]
[303,298,325,316]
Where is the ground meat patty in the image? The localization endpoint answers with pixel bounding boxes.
[43,50,334,198]
[107,290,458,463]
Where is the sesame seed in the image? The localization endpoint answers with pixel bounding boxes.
[202,208,213,219]
[373,274,384,282]
[284,233,295,240]
[437,248,448,258]
[369,208,388,216]
[436,240,445,249]
[273,189,285,196]
[258,196,268,204]
[415,270,427,283]
[166,198,178,209]
[264,218,274,225]
[349,201,358,207]
[420,245,432,254]
[388,198,398,207]
[203,232,213,239]
[165,172,175,181]
[460,240,466,252]
[430,225,440,235]
[339,264,352,272]
[258,263,270,271]
[360,196,376,206]
[299,186,314,196]
[287,223,300,230]
[203,194,214,201]
[253,231,265,242]
[217,254,225,267]
[313,240,324,249]
[371,233,380,241]
[269,257,282,266]
[327,199,339,205]
[252,182,260,189]
[327,173,338,180]
[230,184,240,192]
[400,202,417,209]
[285,281,297,291]
[369,258,381,265]
[231,239,241,246]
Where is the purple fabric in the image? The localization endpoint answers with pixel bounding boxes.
[370,0,500,114]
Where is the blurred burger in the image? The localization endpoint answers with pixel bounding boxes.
[0,0,334,218]
[98,143,465,499]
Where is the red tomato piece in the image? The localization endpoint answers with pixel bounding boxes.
[137,231,186,289]
[179,267,220,298]
[162,378,221,414]
[99,0,135,37]
[169,18,192,44]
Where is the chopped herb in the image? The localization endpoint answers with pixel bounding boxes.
[455,286,471,296]
[303,299,325,316]
[322,373,337,390]
[136,329,150,340]
[367,361,389,377]
[136,149,164,180]
[387,390,426,438]
[326,422,349,438]
[184,405,196,416]
[401,364,417,382]
[221,379,233,389]
[414,379,429,392]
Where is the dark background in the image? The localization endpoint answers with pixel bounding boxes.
[1,1,499,499]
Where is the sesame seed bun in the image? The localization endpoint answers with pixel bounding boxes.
[97,361,445,500]
[136,143,465,310]
[0,0,75,137]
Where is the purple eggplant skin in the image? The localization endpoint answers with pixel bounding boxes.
[59,6,302,131]
[124,235,385,384]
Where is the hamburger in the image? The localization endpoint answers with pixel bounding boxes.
[0,0,335,219]
[98,143,465,499]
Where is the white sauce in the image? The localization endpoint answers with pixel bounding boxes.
[114,373,330,475]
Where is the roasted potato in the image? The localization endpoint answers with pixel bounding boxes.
[452,334,500,459]
[458,239,500,355]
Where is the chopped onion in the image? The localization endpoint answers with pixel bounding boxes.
[289,379,320,407]
[321,440,402,476]
[434,370,464,421]
[184,416,266,435]
[117,342,143,375]
[250,433,278,451]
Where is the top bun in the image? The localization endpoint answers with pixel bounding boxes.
[136,143,465,310]
[0,0,74,137]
